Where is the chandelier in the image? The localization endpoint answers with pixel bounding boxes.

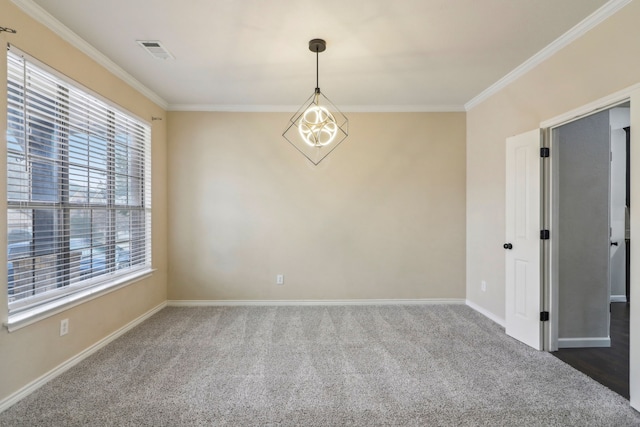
[283,39,348,165]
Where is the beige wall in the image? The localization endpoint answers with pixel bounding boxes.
[168,112,466,301]
[9,0,639,413]
[466,1,640,409]
[0,0,168,403]
[467,0,640,321]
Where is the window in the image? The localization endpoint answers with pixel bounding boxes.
[6,47,152,319]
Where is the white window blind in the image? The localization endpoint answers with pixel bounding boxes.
[6,46,152,317]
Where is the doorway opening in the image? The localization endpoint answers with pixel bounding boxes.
[547,102,630,399]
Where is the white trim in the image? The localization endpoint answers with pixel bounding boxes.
[5,269,155,332]
[329,105,466,113]
[168,104,302,113]
[611,295,628,303]
[558,337,611,348]
[465,0,632,111]
[10,0,630,114]
[167,298,465,307]
[0,301,166,414]
[540,83,640,128]
[9,0,168,109]
[465,300,506,328]
[167,104,466,113]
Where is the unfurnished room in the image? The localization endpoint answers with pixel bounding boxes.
[0,0,639,425]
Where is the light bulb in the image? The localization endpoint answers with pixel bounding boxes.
[298,105,338,147]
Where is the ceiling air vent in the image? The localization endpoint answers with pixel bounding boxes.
[136,40,174,60]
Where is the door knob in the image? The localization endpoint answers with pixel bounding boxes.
[503,243,513,250]
[611,241,619,246]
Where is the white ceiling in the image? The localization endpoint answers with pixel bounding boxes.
[17,0,613,111]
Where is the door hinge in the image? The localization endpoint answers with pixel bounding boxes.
[540,147,550,158]
[540,311,549,322]
[540,229,550,240]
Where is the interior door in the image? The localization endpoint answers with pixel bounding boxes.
[505,129,542,350]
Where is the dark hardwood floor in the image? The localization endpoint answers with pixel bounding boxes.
[552,302,630,399]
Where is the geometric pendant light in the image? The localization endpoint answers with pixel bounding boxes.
[283,39,349,165]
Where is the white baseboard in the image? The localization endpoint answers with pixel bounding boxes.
[610,295,628,303]
[558,337,611,348]
[167,298,465,307]
[0,301,167,414]
[465,300,506,328]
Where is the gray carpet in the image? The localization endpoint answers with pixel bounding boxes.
[1,305,639,426]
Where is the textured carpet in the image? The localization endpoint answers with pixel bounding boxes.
[1,305,639,426]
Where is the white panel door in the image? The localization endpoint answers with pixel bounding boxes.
[505,129,542,350]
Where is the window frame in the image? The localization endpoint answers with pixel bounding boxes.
[5,46,153,329]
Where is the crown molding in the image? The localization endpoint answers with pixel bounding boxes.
[14,0,625,114]
[464,0,632,111]
[10,0,169,110]
[168,104,466,113]
[168,104,302,113]
[339,105,466,113]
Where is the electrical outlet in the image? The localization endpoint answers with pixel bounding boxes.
[276,274,284,285]
[60,318,69,336]
[481,280,487,292]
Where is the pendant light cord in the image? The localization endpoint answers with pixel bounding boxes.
[315,49,319,92]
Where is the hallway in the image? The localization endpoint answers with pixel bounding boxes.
[552,302,630,399]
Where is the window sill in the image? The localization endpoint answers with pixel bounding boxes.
[4,268,155,332]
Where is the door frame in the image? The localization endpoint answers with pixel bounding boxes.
[540,85,638,352]
[539,83,640,411]
[545,107,622,350]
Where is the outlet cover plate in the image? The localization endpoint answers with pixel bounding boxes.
[60,319,69,336]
